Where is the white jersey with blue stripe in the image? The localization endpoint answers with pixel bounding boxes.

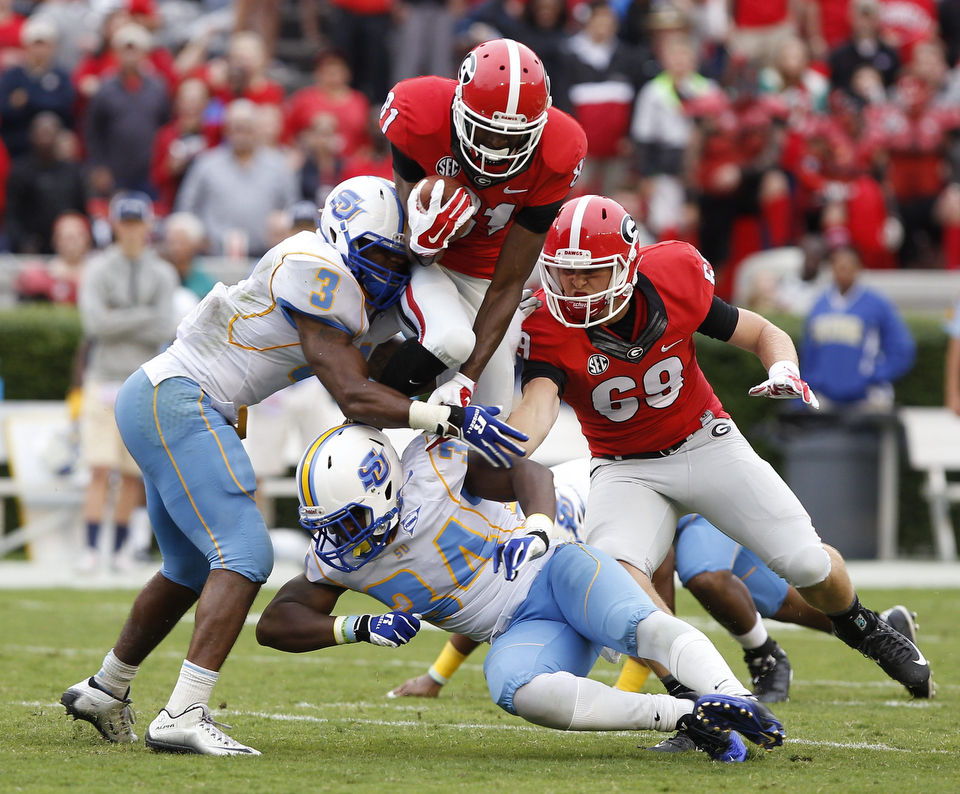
[304,433,557,642]
[141,231,370,421]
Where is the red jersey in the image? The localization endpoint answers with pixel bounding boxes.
[380,76,587,279]
[283,85,371,155]
[522,241,727,457]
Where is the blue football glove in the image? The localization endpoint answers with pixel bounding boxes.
[445,404,528,468]
[354,612,422,647]
[493,530,549,581]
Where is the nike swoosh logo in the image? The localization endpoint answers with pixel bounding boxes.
[503,186,527,194]
[426,228,445,244]
[913,649,929,666]
[661,339,684,352]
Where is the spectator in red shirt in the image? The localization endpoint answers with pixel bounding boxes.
[876,0,937,63]
[862,74,960,268]
[283,49,371,157]
[188,30,284,124]
[728,0,802,68]
[150,78,218,217]
[802,0,852,61]
[686,86,793,278]
[0,0,24,70]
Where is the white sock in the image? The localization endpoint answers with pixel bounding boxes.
[95,649,138,699]
[512,671,691,731]
[732,612,768,651]
[636,611,750,697]
[165,660,219,716]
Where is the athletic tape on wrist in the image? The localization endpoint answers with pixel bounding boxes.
[408,401,453,434]
[427,665,448,686]
[333,615,359,645]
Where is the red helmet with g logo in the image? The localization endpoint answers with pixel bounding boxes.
[538,195,641,328]
[452,38,552,180]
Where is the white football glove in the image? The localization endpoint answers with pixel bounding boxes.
[428,371,475,408]
[748,360,820,409]
[518,287,542,319]
[407,182,477,257]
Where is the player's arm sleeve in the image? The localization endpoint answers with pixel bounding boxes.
[520,358,567,398]
[514,199,565,234]
[697,296,740,341]
[391,144,426,183]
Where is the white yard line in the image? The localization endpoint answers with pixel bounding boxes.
[23,699,951,754]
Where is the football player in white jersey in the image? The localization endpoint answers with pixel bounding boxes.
[256,424,786,762]
[60,175,528,756]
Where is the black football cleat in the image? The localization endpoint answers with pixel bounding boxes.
[647,712,747,762]
[744,641,792,703]
[856,615,933,699]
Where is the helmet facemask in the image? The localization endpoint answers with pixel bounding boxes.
[452,89,549,179]
[539,246,636,329]
[301,498,401,573]
[348,232,409,311]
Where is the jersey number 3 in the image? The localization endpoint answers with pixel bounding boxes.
[592,356,684,421]
[310,267,341,311]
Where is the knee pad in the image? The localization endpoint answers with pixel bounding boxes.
[512,672,578,730]
[426,325,475,368]
[768,543,831,589]
[633,610,696,668]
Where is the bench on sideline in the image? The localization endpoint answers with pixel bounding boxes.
[899,407,960,561]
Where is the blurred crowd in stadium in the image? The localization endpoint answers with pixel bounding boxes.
[2,0,960,308]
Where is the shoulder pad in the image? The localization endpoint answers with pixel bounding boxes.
[386,77,456,141]
[540,108,588,175]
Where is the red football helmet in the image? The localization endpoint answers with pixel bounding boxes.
[538,195,641,328]
[452,38,552,180]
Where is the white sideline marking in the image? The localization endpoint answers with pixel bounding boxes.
[25,700,952,753]
[130,705,960,754]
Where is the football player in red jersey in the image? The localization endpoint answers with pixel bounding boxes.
[504,194,933,700]
[375,37,587,413]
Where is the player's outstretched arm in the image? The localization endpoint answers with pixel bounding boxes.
[257,576,421,652]
[256,576,345,652]
[729,308,819,409]
[507,376,563,458]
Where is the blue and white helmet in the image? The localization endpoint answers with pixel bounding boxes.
[297,424,404,572]
[319,175,410,311]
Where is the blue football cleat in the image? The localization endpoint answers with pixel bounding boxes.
[695,693,785,750]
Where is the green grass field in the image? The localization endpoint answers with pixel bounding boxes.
[2,585,957,793]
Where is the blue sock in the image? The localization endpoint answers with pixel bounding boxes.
[85,521,99,550]
[114,524,129,553]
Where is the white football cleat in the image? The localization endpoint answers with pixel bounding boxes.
[61,676,138,743]
[145,704,260,756]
